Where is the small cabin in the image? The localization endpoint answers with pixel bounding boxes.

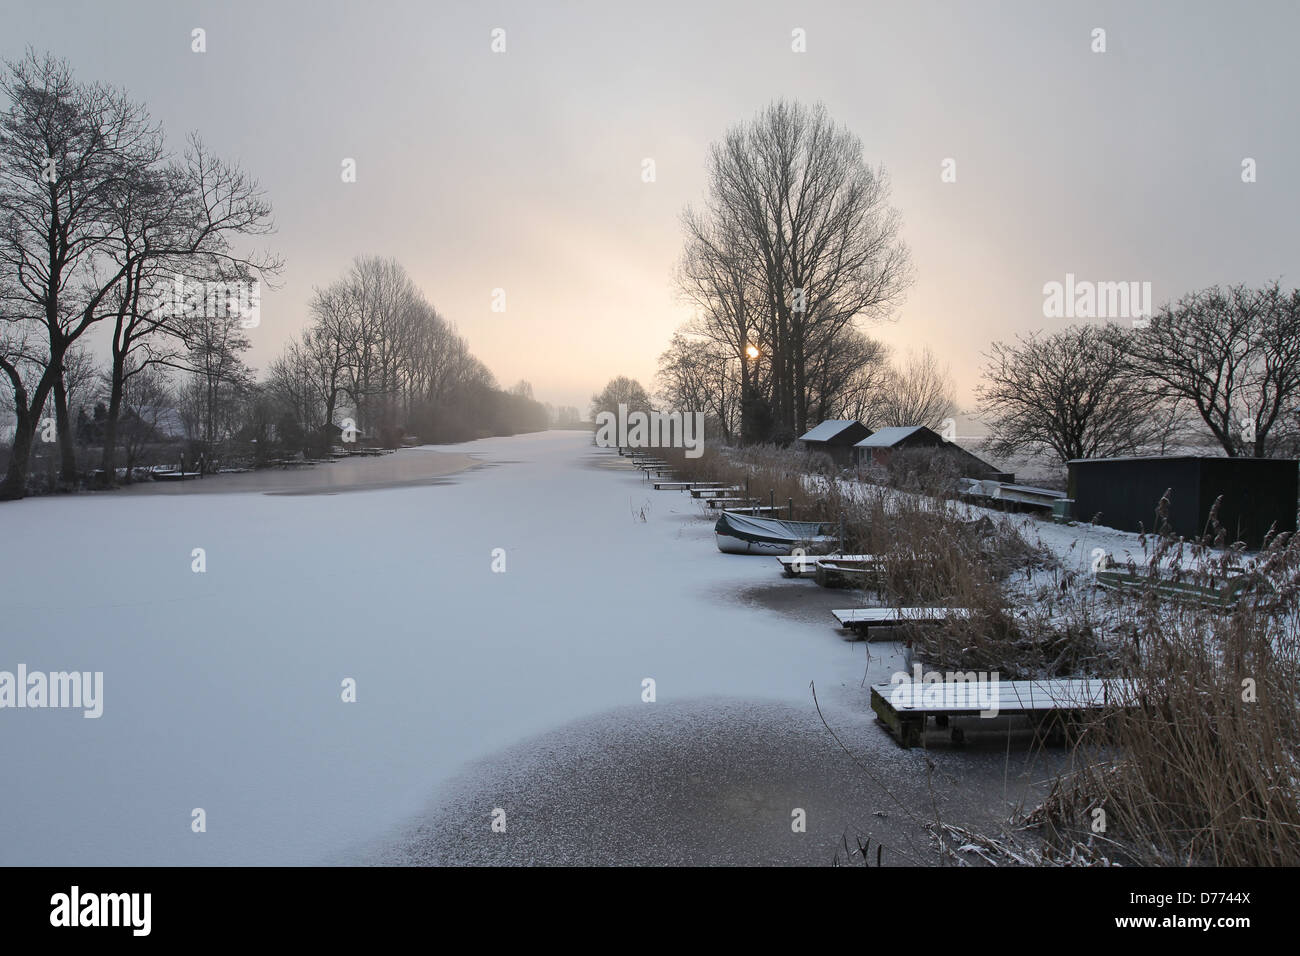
[797,420,872,467]
[855,425,1011,481]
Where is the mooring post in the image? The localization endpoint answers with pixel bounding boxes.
[788,496,794,519]
[770,488,775,512]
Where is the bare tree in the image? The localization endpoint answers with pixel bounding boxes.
[1124,282,1300,457]
[97,135,277,485]
[693,100,913,440]
[979,324,1167,463]
[874,347,955,429]
[118,363,173,479]
[656,328,741,439]
[0,51,165,496]
[807,328,888,425]
[590,376,650,421]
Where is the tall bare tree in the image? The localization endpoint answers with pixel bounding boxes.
[1124,282,1300,457]
[0,51,164,497]
[874,347,956,429]
[691,100,913,441]
[979,325,1167,463]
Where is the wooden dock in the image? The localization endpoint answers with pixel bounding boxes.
[705,496,761,509]
[870,678,1137,748]
[832,606,972,638]
[654,480,734,491]
[690,486,742,498]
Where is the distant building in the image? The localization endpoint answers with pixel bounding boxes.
[797,420,872,467]
[855,425,1011,481]
[1068,455,1299,549]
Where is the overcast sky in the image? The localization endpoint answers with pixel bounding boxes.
[4,0,1298,418]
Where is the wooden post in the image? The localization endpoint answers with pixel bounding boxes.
[788,496,794,519]
[770,488,775,513]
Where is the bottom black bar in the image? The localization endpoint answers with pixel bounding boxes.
[3,866,1279,941]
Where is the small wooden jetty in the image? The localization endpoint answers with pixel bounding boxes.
[723,505,785,516]
[654,480,736,491]
[690,486,742,498]
[705,496,761,509]
[832,606,972,637]
[870,678,1137,748]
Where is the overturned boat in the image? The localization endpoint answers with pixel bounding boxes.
[714,511,837,556]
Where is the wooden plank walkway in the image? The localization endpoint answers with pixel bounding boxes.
[870,678,1137,748]
[690,486,742,498]
[705,497,761,509]
[832,607,972,637]
[654,480,736,491]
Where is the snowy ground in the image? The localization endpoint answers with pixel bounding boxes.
[2,431,1065,866]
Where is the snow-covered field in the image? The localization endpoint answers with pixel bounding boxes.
[1,430,926,865]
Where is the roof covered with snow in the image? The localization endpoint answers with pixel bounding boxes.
[798,420,865,443]
[854,425,931,448]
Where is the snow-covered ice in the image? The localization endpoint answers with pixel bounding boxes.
[0,431,906,865]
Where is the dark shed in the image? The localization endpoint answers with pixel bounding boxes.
[855,425,1013,481]
[798,420,872,467]
[1067,456,1299,548]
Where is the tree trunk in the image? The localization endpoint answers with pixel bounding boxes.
[0,405,35,500]
[53,369,77,485]
[100,355,126,487]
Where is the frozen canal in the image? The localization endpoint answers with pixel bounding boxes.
[1,431,1057,865]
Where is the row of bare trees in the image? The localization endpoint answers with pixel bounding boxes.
[0,51,277,498]
[269,257,546,448]
[979,282,1300,463]
[655,331,956,443]
[669,100,915,444]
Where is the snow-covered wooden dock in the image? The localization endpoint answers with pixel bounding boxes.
[832,606,972,635]
[870,678,1137,748]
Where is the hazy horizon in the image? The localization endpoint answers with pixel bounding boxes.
[5,0,1298,417]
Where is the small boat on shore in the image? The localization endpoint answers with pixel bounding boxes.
[714,511,836,555]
